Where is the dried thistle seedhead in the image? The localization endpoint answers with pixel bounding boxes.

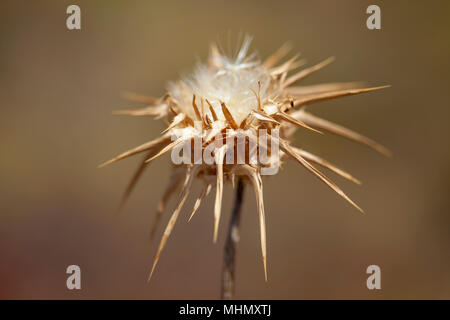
[100,36,390,282]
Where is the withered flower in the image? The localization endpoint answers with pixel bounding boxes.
[100,37,389,282]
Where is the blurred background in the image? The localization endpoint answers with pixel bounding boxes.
[1,0,449,299]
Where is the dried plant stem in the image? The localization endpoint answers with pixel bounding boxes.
[221,178,245,300]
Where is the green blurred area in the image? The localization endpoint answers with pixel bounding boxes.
[1,0,450,299]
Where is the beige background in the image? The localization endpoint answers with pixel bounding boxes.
[1,0,450,299]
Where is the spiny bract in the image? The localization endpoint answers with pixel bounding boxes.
[100,37,390,282]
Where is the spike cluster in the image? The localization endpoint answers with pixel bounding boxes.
[100,37,390,282]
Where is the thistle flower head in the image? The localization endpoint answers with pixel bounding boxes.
[100,36,390,282]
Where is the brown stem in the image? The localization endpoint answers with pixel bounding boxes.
[221,178,245,300]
